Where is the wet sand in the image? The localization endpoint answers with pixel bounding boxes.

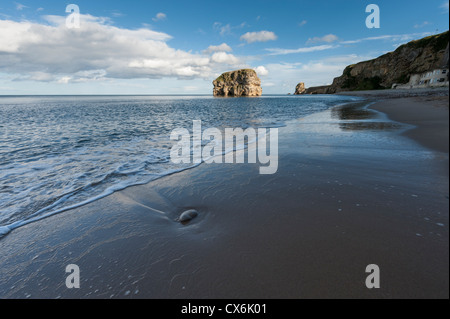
[371,96,449,154]
[0,92,448,299]
[338,88,449,154]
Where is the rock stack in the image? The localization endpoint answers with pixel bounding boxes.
[294,82,306,95]
[213,69,262,97]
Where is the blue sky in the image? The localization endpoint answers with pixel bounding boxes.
[0,0,448,94]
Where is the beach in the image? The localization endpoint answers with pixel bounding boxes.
[0,90,448,299]
[338,88,449,154]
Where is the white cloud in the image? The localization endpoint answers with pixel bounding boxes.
[340,32,432,45]
[306,34,339,44]
[152,12,166,22]
[441,1,449,13]
[240,31,277,43]
[414,21,431,28]
[298,20,307,27]
[111,11,124,18]
[210,52,240,64]
[14,2,28,10]
[58,76,72,84]
[254,66,269,76]
[219,24,232,36]
[203,43,232,54]
[0,14,244,83]
[213,22,246,36]
[265,44,338,56]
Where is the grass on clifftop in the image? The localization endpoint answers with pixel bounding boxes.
[397,30,449,52]
[215,69,257,82]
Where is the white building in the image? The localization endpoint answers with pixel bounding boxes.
[393,68,449,89]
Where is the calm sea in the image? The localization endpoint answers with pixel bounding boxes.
[0,95,359,235]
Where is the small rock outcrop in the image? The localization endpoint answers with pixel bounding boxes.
[294,82,306,95]
[213,69,262,97]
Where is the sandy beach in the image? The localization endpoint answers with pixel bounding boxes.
[0,89,448,299]
[339,88,449,154]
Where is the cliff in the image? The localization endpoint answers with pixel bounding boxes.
[301,31,449,94]
[213,69,262,97]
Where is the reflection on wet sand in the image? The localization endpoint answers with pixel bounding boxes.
[332,101,405,131]
[338,121,403,131]
[331,101,378,121]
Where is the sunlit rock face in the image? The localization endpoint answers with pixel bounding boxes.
[213,69,262,97]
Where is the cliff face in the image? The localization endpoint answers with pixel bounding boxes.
[213,69,262,97]
[303,31,449,94]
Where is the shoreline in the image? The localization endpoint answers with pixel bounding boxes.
[341,87,449,162]
[0,91,448,299]
[370,96,449,155]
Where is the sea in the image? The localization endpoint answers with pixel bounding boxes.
[0,94,360,236]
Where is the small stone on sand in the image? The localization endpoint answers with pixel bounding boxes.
[178,209,198,223]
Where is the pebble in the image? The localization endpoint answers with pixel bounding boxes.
[178,209,199,223]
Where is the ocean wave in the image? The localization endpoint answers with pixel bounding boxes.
[0,95,359,238]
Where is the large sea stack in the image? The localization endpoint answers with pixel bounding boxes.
[213,69,262,97]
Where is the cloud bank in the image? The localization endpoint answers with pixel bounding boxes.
[0,14,245,83]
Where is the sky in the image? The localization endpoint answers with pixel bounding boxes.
[0,0,449,95]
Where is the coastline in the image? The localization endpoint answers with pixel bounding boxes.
[0,90,448,299]
[339,88,449,155]
[370,96,449,155]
